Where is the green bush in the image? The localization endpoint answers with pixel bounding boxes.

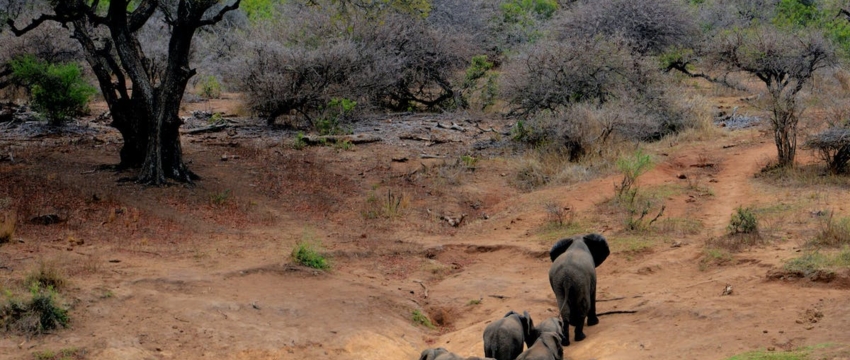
[615,149,654,203]
[291,241,330,270]
[1,284,69,335]
[197,75,223,99]
[729,206,759,235]
[315,98,356,135]
[10,56,96,126]
[411,309,435,329]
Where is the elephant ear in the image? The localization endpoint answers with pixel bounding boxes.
[549,238,575,262]
[503,310,519,318]
[583,233,610,267]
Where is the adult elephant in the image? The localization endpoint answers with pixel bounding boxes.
[548,233,610,346]
[482,311,535,360]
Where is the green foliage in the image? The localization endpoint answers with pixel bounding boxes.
[1,284,70,335]
[501,0,558,23]
[10,56,96,126]
[241,0,284,21]
[511,120,530,142]
[785,248,850,276]
[411,309,435,329]
[773,0,850,55]
[615,149,654,203]
[729,206,759,235]
[291,239,330,270]
[460,55,499,110]
[293,132,308,150]
[209,189,231,206]
[33,348,86,360]
[460,155,478,169]
[315,98,356,135]
[197,75,222,99]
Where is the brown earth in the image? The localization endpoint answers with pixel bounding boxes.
[1,95,850,360]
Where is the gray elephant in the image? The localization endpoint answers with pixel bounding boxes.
[532,317,564,338]
[483,310,536,360]
[548,233,610,346]
[419,347,495,360]
[515,331,564,360]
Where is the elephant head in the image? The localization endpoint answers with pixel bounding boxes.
[420,348,451,360]
[533,317,564,338]
[549,233,609,267]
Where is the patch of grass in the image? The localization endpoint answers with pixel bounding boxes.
[292,132,307,150]
[33,347,86,360]
[1,284,70,335]
[209,189,231,206]
[727,344,837,360]
[467,298,482,306]
[363,188,407,220]
[25,261,66,291]
[333,140,354,151]
[291,239,330,270]
[812,212,850,247]
[460,155,478,169]
[412,309,435,329]
[784,248,850,277]
[609,235,655,255]
[655,217,704,236]
[699,248,734,271]
[512,149,600,190]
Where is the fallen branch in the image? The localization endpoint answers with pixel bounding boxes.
[302,134,382,145]
[413,280,429,299]
[596,297,626,302]
[184,123,228,135]
[489,294,508,299]
[436,122,465,132]
[597,310,638,316]
[420,154,444,159]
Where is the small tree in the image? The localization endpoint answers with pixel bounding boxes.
[713,26,835,168]
[10,55,95,126]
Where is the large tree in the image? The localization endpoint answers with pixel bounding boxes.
[3,0,241,185]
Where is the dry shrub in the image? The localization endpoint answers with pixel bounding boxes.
[25,260,67,291]
[811,212,850,247]
[512,150,598,190]
[553,0,696,55]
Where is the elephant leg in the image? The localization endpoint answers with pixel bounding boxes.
[555,291,571,346]
[587,286,599,326]
[574,321,586,342]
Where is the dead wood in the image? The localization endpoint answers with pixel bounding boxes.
[301,134,382,145]
[184,124,229,135]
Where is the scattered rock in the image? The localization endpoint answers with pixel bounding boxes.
[721,284,733,296]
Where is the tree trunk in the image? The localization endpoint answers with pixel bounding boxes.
[111,98,150,168]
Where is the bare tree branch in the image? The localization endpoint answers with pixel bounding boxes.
[128,0,158,32]
[198,0,241,27]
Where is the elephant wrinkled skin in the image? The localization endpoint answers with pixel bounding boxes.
[482,310,536,360]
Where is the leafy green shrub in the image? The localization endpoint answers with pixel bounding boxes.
[615,149,654,203]
[729,207,758,236]
[460,55,499,110]
[412,309,435,329]
[315,98,356,135]
[291,241,330,270]
[1,284,69,335]
[197,75,222,99]
[10,56,96,126]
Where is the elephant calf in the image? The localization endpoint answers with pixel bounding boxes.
[419,347,495,360]
[515,331,564,360]
[548,233,610,346]
[482,311,536,360]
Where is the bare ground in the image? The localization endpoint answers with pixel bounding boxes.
[1,96,850,359]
